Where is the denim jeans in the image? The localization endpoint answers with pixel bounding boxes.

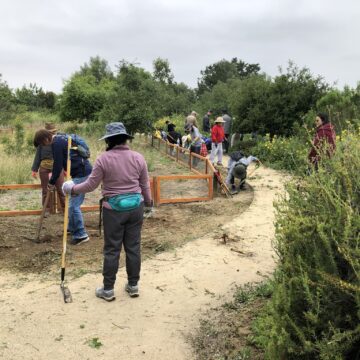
[68,176,88,240]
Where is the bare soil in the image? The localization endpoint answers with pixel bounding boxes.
[0,188,253,275]
[0,164,287,360]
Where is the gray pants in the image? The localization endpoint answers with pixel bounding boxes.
[102,204,144,290]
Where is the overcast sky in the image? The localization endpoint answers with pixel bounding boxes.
[1,0,359,93]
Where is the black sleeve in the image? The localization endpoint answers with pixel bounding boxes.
[31,146,41,172]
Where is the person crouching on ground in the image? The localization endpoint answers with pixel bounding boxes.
[209,116,225,166]
[226,151,260,191]
[62,122,153,301]
[33,129,92,245]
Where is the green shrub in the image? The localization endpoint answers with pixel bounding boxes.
[256,131,360,359]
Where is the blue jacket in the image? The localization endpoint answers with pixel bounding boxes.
[49,135,92,185]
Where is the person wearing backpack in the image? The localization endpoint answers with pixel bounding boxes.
[31,123,65,213]
[33,129,92,245]
[62,122,153,301]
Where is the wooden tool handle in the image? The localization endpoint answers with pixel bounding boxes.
[61,136,72,269]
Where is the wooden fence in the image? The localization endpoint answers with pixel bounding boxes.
[150,135,217,176]
[0,170,214,216]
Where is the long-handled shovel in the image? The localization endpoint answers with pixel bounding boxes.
[35,189,53,242]
[60,136,73,303]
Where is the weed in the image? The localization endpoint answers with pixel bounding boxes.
[87,337,102,349]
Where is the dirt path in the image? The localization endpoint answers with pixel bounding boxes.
[0,166,286,360]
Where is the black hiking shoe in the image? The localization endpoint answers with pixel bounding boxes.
[71,236,89,245]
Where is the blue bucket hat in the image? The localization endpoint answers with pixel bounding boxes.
[98,122,134,141]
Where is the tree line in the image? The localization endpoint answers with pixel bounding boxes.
[1,56,360,135]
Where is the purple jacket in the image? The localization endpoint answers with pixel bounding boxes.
[73,145,152,206]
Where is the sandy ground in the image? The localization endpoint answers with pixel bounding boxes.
[0,165,286,360]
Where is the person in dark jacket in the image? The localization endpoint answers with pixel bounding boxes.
[202,110,212,133]
[31,123,65,211]
[33,129,92,245]
[308,112,336,170]
[222,109,232,153]
[167,123,182,156]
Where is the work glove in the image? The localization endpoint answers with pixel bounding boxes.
[47,183,55,191]
[144,201,154,219]
[62,180,75,195]
[31,171,38,179]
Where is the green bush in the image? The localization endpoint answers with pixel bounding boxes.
[255,131,360,359]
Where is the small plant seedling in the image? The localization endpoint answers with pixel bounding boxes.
[88,337,102,349]
[80,324,85,329]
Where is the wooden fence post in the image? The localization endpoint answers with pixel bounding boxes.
[208,175,214,199]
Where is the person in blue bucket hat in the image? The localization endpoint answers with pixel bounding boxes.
[62,122,153,301]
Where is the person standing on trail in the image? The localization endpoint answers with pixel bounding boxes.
[33,129,92,246]
[308,112,336,171]
[31,123,65,212]
[202,110,212,133]
[62,122,153,301]
[222,109,232,153]
[209,116,225,166]
[185,110,198,126]
[188,121,202,167]
[226,151,259,192]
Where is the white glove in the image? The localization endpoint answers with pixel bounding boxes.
[62,180,75,195]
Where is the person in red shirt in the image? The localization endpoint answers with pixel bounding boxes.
[210,117,225,166]
[308,112,336,170]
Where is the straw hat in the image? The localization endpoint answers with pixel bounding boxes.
[214,116,225,123]
[45,123,57,133]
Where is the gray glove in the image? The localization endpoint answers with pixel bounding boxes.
[144,201,154,218]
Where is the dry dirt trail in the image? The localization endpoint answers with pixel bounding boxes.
[0,165,286,360]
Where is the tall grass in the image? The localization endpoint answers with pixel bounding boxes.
[0,149,33,184]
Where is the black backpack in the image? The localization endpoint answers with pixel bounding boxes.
[230,151,245,162]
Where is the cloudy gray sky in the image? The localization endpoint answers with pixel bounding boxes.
[1,0,359,93]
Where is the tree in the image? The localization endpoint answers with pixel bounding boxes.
[316,87,360,132]
[79,56,114,84]
[152,58,195,116]
[14,83,52,111]
[59,74,114,121]
[197,58,260,96]
[229,75,272,134]
[227,62,328,136]
[265,62,328,136]
[59,57,115,121]
[0,74,16,124]
[153,57,174,85]
[99,61,161,134]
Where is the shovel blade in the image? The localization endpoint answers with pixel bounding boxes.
[60,284,73,303]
